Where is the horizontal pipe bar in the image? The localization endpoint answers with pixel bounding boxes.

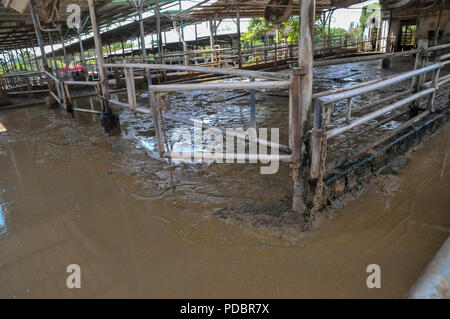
[149,80,292,92]
[318,63,441,105]
[2,71,45,77]
[351,89,413,113]
[439,52,450,61]
[314,49,418,67]
[426,43,450,51]
[64,80,99,86]
[327,88,435,138]
[162,152,292,163]
[103,62,290,80]
[72,107,101,114]
[7,89,49,95]
[313,70,414,99]
[108,99,130,108]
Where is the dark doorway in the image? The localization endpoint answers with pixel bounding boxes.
[397,20,416,51]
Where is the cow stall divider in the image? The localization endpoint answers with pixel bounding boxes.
[309,48,450,210]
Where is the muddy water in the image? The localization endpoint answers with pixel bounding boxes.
[0,58,449,298]
[0,103,449,298]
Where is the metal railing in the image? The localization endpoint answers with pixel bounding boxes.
[103,62,296,163]
[309,44,450,178]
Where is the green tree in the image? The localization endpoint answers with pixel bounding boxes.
[241,18,273,45]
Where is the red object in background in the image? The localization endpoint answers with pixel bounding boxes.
[60,64,84,73]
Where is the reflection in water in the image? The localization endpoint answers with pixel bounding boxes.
[0,203,6,236]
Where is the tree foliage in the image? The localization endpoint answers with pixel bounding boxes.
[359,2,381,30]
[241,18,273,44]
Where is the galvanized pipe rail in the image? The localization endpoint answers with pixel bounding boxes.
[310,58,450,178]
[101,62,296,160]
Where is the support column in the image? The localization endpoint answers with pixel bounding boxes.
[155,0,164,80]
[137,0,147,62]
[88,0,120,135]
[9,52,18,72]
[322,11,326,58]
[236,1,242,68]
[292,0,315,216]
[25,48,34,72]
[15,50,24,71]
[209,20,215,62]
[434,1,443,46]
[29,0,48,70]
[48,32,58,72]
[274,25,279,69]
[31,46,40,71]
[58,24,70,71]
[77,28,86,66]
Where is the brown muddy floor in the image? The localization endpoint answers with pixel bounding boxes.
[0,58,449,298]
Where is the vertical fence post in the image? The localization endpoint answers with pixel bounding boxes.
[427,66,440,112]
[88,0,120,135]
[290,68,303,191]
[148,77,165,157]
[411,39,428,111]
[346,97,352,123]
[249,77,256,128]
[125,67,137,115]
[292,0,315,216]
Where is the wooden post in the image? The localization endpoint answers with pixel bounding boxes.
[292,0,315,215]
[410,39,428,111]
